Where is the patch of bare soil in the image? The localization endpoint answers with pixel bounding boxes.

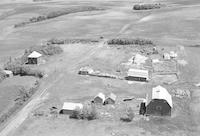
[152,74,178,84]
[152,60,177,74]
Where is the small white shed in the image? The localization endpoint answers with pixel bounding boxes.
[169,51,177,58]
[93,93,105,104]
[78,67,94,75]
[104,93,117,104]
[152,59,160,63]
[60,102,83,115]
[163,53,170,60]
[3,70,13,77]
[27,51,42,65]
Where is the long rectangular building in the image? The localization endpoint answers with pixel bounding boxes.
[126,68,149,81]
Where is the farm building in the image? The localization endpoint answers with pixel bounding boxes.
[138,97,147,115]
[152,59,160,63]
[126,68,149,82]
[104,93,117,104]
[60,102,83,115]
[3,70,13,77]
[163,53,170,60]
[139,102,146,115]
[78,67,94,75]
[169,51,177,58]
[93,93,105,104]
[146,85,173,116]
[27,51,42,65]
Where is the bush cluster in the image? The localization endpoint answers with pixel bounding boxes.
[120,107,134,122]
[28,44,63,56]
[29,16,46,22]
[47,38,65,45]
[107,38,154,45]
[15,83,39,104]
[46,6,102,19]
[70,103,98,120]
[14,6,103,28]
[33,0,50,2]
[4,63,44,78]
[47,38,100,45]
[0,70,7,82]
[133,4,161,10]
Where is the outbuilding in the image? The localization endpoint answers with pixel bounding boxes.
[146,85,172,116]
[126,68,149,82]
[169,51,177,58]
[152,59,160,63]
[93,93,105,104]
[104,93,117,104]
[60,102,83,115]
[78,67,94,75]
[3,70,13,77]
[163,53,170,60]
[27,51,42,65]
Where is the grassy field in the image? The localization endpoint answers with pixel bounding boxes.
[0,0,200,136]
[0,76,37,120]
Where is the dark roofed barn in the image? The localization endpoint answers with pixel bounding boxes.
[146,85,173,116]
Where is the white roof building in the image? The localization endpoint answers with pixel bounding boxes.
[108,93,117,101]
[79,67,94,74]
[163,53,170,60]
[152,85,173,108]
[3,70,13,75]
[152,59,160,63]
[28,51,42,58]
[128,68,149,79]
[105,93,117,104]
[169,51,177,58]
[94,92,105,104]
[62,102,83,111]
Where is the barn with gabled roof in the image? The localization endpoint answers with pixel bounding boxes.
[146,85,172,116]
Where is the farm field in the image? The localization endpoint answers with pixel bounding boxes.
[0,0,200,136]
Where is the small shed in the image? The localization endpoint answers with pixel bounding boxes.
[169,51,177,58]
[3,70,13,77]
[27,51,42,65]
[163,53,170,60]
[104,93,117,104]
[60,102,83,115]
[152,59,159,63]
[78,67,94,75]
[93,93,105,104]
[146,85,172,116]
[126,68,149,82]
